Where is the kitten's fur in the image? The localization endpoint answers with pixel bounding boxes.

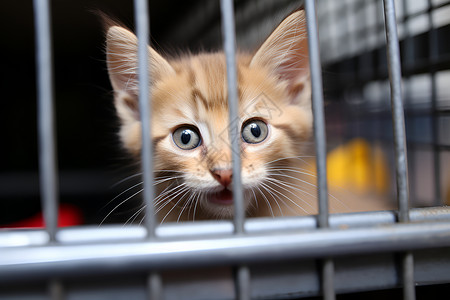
[106,10,390,222]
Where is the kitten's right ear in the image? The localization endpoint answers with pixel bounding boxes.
[106,26,174,120]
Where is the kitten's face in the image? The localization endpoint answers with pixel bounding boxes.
[106,11,312,221]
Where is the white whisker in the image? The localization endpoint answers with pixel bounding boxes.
[254,186,274,217]
[259,182,285,216]
[263,179,311,214]
[124,205,145,226]
[100,188,143,226]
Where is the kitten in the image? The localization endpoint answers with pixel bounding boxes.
[105,10,390,223]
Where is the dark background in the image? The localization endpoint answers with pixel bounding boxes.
[0,0,297,225]
[0,1,205,225]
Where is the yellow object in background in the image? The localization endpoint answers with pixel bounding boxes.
[326,138,390,195]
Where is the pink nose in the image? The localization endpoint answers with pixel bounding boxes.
[211,169,233,187]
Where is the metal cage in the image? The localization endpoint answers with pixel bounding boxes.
[1,0,450,299]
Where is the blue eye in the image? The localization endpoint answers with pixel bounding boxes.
[242,119,268,144]
[172,126,201,150]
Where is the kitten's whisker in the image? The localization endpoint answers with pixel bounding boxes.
[265,167,316,177]
[267,172,319,190]
[259,182,284,216]
[160,188,191,223]
[124,205,145,226]
[104,181,143,210]
[267,177,317,200]
[265,165,314,172]
[155,185,190,213]
[264,155,314,166]
[187,190,201,221]
[112,170,183,187]
[111,172,143,188]
[100,188,143,226]
[153,175,184,185]
[268,173,348,210]
[254,186,274,217]
[192,192,202,222]
[178,191,196,222]
[261,182,303,215]
[154,169,187,173]
[153,182,186,205]
[138,214,145,226]
[250,188,259,210]
[245,188,258,216]
[105,174,182,221]
[263,180,311,214]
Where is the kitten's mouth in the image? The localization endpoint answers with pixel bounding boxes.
[209,189,233,205]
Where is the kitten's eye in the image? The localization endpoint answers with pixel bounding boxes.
[242,119,268,144]
[172,126,201,150]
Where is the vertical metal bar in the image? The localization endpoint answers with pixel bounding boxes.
[34,1,63,299]
[33,0,59,243]
[220,0,245,235]
[401,0,416,206]
[148,272,162,300]
[305,0,329,229]
[49,280,64,300]
[134,0,156,239]
[383,0,410,223]
[220,0,249,299]
[305,1,335,300]
[235,266,251,300]
[427,0,442,206]
[382,0,415,299]
[134,1,161,299]
[402,252,416,300]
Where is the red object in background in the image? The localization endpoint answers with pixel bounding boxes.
[1,204,83,228]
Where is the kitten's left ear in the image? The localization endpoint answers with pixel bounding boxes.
[250,10,310,106]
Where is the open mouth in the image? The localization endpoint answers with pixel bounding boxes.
[209,189,233,205]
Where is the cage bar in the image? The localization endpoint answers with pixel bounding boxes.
[220,0,250,298]
[133,0,156,239]
[33,1,63,299]
[33,0,59,243]
[427,0,442,207]
[220,0,245,235]
[2,218,450,283]
[134,1,162,299]
[383,0,410,223]
[148,272,162,300]
[305,0,336,299]
[382,0,415,299]
[0,207,445,246]
[305,0,329,230]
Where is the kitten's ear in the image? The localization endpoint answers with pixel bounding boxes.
[106,26,174,120]
[250,10,310,106]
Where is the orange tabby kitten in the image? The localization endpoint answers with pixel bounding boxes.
[106,10,391,223]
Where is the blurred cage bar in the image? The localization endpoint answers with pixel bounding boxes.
[318,0,450,208]
[1,0,450,300]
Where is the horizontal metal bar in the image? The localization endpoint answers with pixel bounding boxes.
[1,218,450,283]
[2,249,450,299]
[2,207,450,247]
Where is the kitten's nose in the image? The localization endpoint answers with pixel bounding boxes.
[211,169,233,188]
